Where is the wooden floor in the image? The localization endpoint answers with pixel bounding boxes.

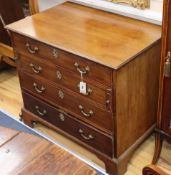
[0,126,96,175]
[0,68,171,175]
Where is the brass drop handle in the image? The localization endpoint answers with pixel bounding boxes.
[26,42,39,54]
[74,62,90,74]
[78,105,93,117]
[78,129,94,140]
[29,63,42,74]
[77,84,92,96]
[35,106,47,116]
[33,83,45,93]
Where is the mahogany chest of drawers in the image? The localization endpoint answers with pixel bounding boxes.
[7,2,161,175]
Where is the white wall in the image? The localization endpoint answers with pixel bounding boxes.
[38,0,66,11]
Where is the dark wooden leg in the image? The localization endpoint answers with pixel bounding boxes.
[104,159,117,175]
[22,116,35,127]
[20,108,35,128]
[97,153,131,175]
[152,132,163,164]
[117,154,132,175]
[96,155,118,175]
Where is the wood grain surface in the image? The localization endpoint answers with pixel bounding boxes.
[158,0,171,135]
[1,69,171,174]
[7,2,162,174]
[19,72,113,133]
[143,165,169,175]
[12,32,112,86]
[7,2,161,69]
[0,127,18,145]
[19,55,110,108]
[0,126,96,175]
[0,0,24,45]
[152,0,171,165]
[115,41,161,156]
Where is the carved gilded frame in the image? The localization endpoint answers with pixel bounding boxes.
[107,0,150,9]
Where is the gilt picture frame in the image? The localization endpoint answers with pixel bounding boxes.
[107,0,150,9]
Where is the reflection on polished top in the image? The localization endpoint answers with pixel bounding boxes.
[7,2,161,69]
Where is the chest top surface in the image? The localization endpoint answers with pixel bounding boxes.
[7,2,161,69]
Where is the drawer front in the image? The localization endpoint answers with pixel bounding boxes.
[20,72,113,133]
[22,92,113,157]
[13,33,112,86]
[19,56,112,110]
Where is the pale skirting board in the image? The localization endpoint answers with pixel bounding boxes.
[38,0,163,25]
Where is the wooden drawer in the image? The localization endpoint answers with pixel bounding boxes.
[13,33,112,86]
[22,92,113,157]
[20,72,113,134]
[19,55,112,110]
